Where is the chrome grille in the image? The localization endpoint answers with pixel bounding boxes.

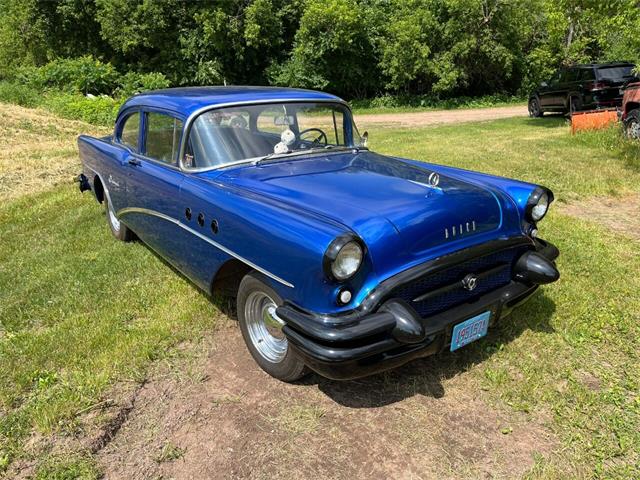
[391,248,526,318]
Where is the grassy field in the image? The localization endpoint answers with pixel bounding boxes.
[0,103,639,478]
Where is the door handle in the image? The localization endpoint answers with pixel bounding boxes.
[128,157,142,167]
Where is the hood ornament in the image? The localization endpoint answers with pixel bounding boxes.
[428,172,440,187]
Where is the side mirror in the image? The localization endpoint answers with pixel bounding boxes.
[540,81,548,88]
[360,131,368,148]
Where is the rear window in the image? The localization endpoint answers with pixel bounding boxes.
[596,65,635,82]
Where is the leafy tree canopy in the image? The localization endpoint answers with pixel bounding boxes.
[0,0,638,99]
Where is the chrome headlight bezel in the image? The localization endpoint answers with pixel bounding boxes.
[525,186,554,223]
[323,235,365,282]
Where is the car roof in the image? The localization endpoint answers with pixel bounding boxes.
[120,86,345,118]
[570,62,635,69]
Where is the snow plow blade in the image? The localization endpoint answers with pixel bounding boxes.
[571,109,619,134]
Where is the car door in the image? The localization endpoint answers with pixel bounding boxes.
[539,71,561,108]
[549,69,570,108]
[560,68,580,108]
[121,109,189,268]
[101,111,141,213]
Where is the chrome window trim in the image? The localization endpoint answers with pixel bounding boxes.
[116,207,295,288]
[178,98,353,173]
[142,110,186,168]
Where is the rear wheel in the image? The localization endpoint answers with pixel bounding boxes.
[528,97,543,118]
[624,109,640,139]
[237,273,308,382]
[105,194,133,241]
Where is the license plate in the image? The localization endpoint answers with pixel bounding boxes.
[450,311,490,352]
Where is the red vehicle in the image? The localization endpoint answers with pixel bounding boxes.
[621,82,640,138]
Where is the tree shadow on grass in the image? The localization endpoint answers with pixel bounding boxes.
[526,115,568,129]
[305,291,556,408]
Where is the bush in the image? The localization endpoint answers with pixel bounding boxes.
[41,93,122,126]
[351,93,524,111]
[16,56,119,95]
[116,71,170,98]
[0,82,40,107]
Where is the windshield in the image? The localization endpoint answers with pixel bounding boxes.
[185,102,362,169]
[596,65,635,82]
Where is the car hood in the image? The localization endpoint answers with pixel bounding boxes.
[216,151,505,259]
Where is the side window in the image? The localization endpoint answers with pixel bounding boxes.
[580,68,595,82]
[565,68,579,82]
[558,69,570,83]
[120,112,140,151]
[144,112,183,165]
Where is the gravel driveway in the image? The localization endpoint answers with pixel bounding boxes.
[356,105,528,128]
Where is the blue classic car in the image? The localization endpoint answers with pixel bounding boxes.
[77,87,559,381]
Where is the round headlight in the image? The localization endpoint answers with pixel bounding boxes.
[531,192,549,221]
[526,187,553,223]
[331,241,363,281]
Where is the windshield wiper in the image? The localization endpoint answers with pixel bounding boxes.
[255,145,351,165]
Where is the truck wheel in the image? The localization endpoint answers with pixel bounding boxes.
[105,195,133,241]
[624,109,640,139]
[237,273,308,382]
[528,98,543,118]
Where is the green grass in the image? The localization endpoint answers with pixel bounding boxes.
[0,106,639,477]
[0,186,221,474]
[370,117,640,478]
[370,116,640,201]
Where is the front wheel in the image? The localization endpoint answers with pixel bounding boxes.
[528,98,543,118]
[624,109,640,139]
[237,273,308,382]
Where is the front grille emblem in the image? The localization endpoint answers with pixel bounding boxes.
[461,274,478,291]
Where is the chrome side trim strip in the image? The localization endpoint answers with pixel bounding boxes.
[117,207,295,288]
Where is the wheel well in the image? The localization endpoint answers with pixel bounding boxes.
[625,102,640,115]
[93,175,104,204]
[211,259,252,297]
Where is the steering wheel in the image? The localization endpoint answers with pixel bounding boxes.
[299,128,328,146]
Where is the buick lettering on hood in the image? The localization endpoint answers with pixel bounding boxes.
[77,87,559,381]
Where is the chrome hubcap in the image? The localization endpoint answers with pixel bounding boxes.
[629,120,640,139]
[529,100,539,116]
[245,291,287,363]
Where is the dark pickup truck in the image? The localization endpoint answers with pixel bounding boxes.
[529,62,637,117]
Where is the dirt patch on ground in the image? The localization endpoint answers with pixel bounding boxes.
[96,326,556,479]
[355,105,527,129]
[560,194,640,241]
